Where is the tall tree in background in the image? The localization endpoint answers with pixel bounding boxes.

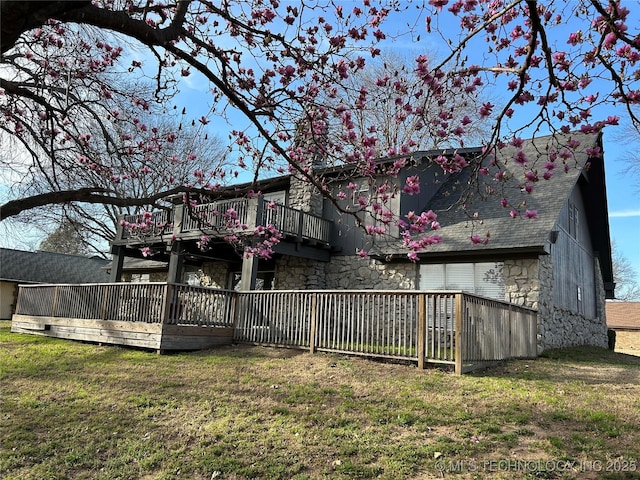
[38,219,89,255]
[334,50,491,156]
[612,241,640,301]
[1,0,639,257]
[613,111,640,192]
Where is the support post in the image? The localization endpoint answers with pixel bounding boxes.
[239,250,258,291]
[417,294,426,370]
[172,204,184,237]
[455,293,464,375]
[160,283,172,325]
[167,241,185,284]
[109,245,126,282]
[245,197,261,230]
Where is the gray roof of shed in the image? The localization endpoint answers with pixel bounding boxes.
[373,132,605,257]
[0,248,110,284]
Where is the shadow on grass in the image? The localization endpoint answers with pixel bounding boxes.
[540,346,640,365]
[479,346,640,385]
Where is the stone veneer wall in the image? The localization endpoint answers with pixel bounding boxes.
[504,259,540,308]
[288,175,323,216]
[122,271,166,282]
[274,255,418,290]
[274,257,326,290]
[197,262,229,289]
[324,257,418,290]
[505,256,607,353]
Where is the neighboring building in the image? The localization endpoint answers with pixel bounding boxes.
[103,257,169,283]
[606,302,640,355]
[0,248,109,319]
[110,132,614,353]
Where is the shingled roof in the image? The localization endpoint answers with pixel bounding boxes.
[373,132,611,257]
[0,248,109,284]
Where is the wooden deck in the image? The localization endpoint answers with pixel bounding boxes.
[11,283,236,353]
[11,283,538,373]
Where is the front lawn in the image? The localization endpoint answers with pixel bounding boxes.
[1,320,639,479]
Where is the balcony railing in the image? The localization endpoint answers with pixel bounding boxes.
[117,198,333,246]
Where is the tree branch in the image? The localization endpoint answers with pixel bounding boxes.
[1,185,207,221]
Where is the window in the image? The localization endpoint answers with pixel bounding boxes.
[184,271,200,286]
[263,191,286,206]
[228,271,275,290]
[568,202,579,239]
[577,285,583,314]
[352,183,370,207]
[419,262,505,300]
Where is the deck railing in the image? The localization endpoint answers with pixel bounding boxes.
[15,283,235,327]
[120,210,172,240]
[116,198,332,246]
[13,284,537,373]
[181,199,250,233]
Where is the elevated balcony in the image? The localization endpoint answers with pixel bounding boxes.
[113,198,334,260]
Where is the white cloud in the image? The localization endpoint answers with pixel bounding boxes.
[609,210,640,218]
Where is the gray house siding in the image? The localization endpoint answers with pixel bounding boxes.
[551,189,597,318]
[321,157,453,256]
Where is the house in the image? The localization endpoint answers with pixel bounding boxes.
[109,131,614,354]
[103,257,169,283]
[0,248,110,319]
[606,302,640,355]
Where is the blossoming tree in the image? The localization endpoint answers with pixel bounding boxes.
[1,0,638,258]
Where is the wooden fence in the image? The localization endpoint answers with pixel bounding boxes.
[234,290,538,372]
[12,284,538,373]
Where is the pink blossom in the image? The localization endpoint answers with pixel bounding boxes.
[524,209,538,219]
[567,31,582,45]
[429,0,449,11]
[403,175,421,195]
[478,102,494,118]
[470,234,488,245]
[514,150,528,166]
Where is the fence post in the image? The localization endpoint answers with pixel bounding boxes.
[101,285,110,321]
[229,291,238,331]
[309,293,318,354]
[51,285,60,318]
[508,303,513,358]
[417,294,426,370]
[455,293,464,375]
[14,286,23,315]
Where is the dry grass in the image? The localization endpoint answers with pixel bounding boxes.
[1,320,639,480]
